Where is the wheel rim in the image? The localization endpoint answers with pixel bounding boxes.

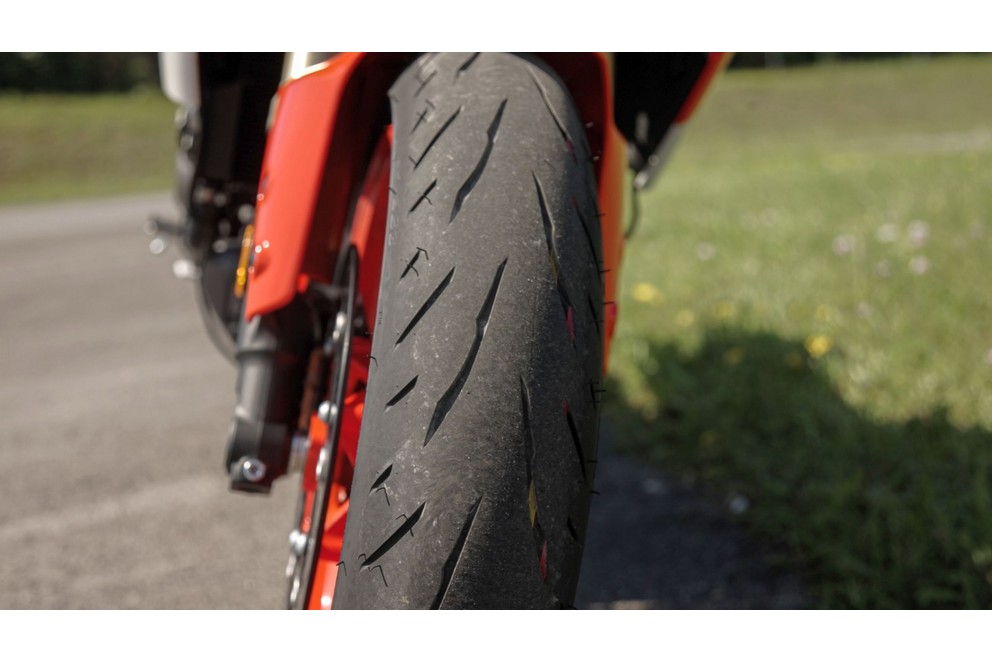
[287,245,359,609]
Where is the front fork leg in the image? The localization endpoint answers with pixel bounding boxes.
[226,297,314,494]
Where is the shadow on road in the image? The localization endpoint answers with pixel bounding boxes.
[579,328,992,608]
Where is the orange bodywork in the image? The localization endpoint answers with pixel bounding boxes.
[246,54,363,319]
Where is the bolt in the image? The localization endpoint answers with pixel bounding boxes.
[240,457,267,483]
[237,204,255,223]
[318,401,337,425]
[193,185,214,205]
[288,529,307,557]
[315,447,329,482]
[331,311,348,346]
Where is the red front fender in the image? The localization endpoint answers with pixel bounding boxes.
[245,52,626,363]
[245,53,405,321]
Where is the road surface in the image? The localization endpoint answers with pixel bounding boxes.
[0,193,806,608]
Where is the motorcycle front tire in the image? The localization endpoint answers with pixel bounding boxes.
[333,52,604,609]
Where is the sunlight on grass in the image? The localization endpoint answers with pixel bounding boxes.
[606,55,992,607]
[0,91,174,204]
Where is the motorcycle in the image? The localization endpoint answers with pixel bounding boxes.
[154,52,727,609]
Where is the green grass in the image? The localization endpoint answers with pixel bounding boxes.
[606,55,992,608]
[0,91,174,204]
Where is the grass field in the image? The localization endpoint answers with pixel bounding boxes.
[0,90,174,204]
[2,56,991,607]
[607,55,992,607]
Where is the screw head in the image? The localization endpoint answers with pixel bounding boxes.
[288,529,307,557]
[315,447,329,482]
[240,457,267,483]
[317,401,338,425]
[331,311,348,345]
[237,204,255,223]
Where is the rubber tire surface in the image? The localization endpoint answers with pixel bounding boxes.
[333,53,604,609]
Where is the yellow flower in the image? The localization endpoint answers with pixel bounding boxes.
[632,282,664,305]
[676,310,695,327]
[805,335,833,359]
[814,304,836,323]
[700,430,719,447]
[715,301,737,320]
[724,347,745,366]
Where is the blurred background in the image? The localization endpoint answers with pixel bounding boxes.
[1,53,990,608]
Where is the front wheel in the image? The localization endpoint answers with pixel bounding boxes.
[333,53,605,609]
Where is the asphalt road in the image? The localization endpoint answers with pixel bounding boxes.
[0,193,806,609]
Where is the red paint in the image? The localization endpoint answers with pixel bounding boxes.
[245,54,407,321]
[348,128,391,331]
[303,337,371,609]
[246,53,367,319]
[539,541,548,581]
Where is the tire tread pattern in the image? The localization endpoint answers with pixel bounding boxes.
[334,52,603,609]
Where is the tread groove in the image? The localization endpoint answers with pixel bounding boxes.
[385,376,418,410]
[396,267,455,346]
[394,267,455,346]
[424,258,507,446]
[455,53,481,79]
[527,66,576,161]
[431,496,483,609]
[573,197,602,267]
[587,294,601,338]
[408,179,437,214]
[521,377,547,568]
[534,173,574,331]
[450,99,507,223]
[400,247,428,280]
[566,517,579,541]
[564,400,588,483]
[417,53,439,73]
[411,99,436,134]
[369,464,393,493]
[414,69,437,97]
[360,502,426,568]
[411,107,462,169]
[520,378,537,480]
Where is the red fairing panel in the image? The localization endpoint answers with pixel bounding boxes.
[245,53,368,320]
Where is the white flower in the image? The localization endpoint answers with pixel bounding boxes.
[908,220,930,248]
[833,234,855,256]
[695,242,716,261]
[910,256,930,275]
[876,223,899,243]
